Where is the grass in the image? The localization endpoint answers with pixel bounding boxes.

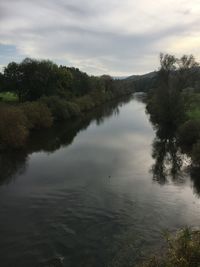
[185,93,200,120]
[187,108,200,120]
[138,228,200,267]
[0,92,18,102]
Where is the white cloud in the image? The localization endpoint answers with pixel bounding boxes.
[0,0,200,75]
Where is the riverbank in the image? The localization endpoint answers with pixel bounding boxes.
[0,57,134,150]
[0,90,134,150]
[146,55,200,168]
[137,228,200,267]
[0,95,200,267]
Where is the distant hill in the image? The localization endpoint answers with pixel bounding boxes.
[112,76,128,80]
[125,71,157,81]
[118,71,158,93]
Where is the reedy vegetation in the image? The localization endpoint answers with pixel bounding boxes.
[138,228,200,267]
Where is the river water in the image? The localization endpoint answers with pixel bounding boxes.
[0,94,200,267]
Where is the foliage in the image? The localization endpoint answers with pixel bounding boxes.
[184,93,200,120]
[0,92,18,102]
[138,228,200,267]
[178,120,200,148]
[187,109,200,120]
[3,58,73,101]
[75,95,95,112]
[40,96,80,121]
[146,53,200,167]
[0,105,28,148]
[0,57,135,150]
[20,101,53,129]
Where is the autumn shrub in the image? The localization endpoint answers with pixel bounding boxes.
[21,101,53,129]
[0,105,28,148]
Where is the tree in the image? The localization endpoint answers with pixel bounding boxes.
[175,55,199,90]
[101,75,114,93]
[3,58,73,102]
[4,62,26,101]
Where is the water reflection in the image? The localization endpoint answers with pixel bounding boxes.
[0,96,132,186]
[189,167,200,197]
[150,116,200,196]
[0,151,28,185]
[151,137,183,184]
[0,94,200,267]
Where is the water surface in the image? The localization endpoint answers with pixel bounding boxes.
[0,95,200,267]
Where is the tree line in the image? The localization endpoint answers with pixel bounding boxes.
[0,58,133,149]
[0,58,118,102]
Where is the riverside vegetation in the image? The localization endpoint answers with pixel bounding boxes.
[138,228,200,267]
[0,55,200,267]
[146,54,200,169]
[0,58,133,149]
[137,54,200,267]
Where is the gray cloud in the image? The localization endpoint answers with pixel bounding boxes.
[0,0,200,75]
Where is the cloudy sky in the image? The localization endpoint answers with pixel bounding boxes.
[0,0,200,76]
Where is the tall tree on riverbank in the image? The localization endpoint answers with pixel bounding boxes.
[147,54,199,131]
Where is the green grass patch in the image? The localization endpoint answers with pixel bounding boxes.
[187,108,200,120]
[0,92,18,102]
[184,93,200,120]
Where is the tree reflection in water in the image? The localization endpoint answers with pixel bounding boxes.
[151,123,200,196]
[0,96,132,187]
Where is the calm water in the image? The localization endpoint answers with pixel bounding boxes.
[0,95,200,267]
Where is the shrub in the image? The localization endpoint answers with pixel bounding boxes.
[40,96,80,121]
[138,228,200,267]
[178,120,200,147]
[21,101,53,129]
[40,96,71,121]
[0,105,28,148]
[64,101,80,117]
[75,95,95,112]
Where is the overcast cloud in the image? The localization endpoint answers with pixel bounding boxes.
[0,0,200,75]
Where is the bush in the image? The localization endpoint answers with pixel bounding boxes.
[21,101,53,129]
[75,95,95,112]
[64,101,80,117]
[40,96,80,121]
[178,120,200,147]
[40,96,70,121]
[0,105,28,148]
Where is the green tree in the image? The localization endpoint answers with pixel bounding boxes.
[4,62,27,102]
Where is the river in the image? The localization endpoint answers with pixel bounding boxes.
[0,94,200,267]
